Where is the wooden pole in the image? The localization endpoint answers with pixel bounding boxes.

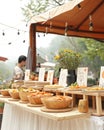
[29,24,36,71]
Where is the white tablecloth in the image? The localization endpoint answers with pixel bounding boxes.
[1,103,104,130]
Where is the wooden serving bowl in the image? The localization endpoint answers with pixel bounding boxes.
[41,96,72,109]
[27,92,53,105]
[9,89,20,99]
[19,88,38,102]
[0,89,10,96]
[19,91,31,101]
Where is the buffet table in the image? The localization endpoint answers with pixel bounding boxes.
[0,97,104,130]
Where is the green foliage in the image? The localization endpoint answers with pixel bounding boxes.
[54,48,81,70]
[0,102,4,108]
[87,78,96,86]
[21,0,69,22]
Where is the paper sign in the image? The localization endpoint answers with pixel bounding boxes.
[24,69,30,81]
[77,67,88,86]
[58,69,67,87]
[99,66,104,87]
[38,68,45,81]
[47,70,54,84]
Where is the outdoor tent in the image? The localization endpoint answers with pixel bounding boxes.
[41,62,55,68]
[28,0,104,71]
[0,56,8,62]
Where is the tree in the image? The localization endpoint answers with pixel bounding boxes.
[21,0,69,22]
[76,38,104,78]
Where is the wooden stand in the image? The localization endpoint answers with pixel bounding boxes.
[64,90,104,116]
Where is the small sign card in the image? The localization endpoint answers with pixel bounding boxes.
[24,69,30,81]
[58,69,67,87]
[38,68,45,81]
[77,67,88,86]
[47,70,54,84]
[99,66,104,87]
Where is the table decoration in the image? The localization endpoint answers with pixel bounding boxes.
[54,48,81,85]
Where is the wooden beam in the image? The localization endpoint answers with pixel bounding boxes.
[76,0,104,30]
[29,24,36,71]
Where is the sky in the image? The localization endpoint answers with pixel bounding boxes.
[0,0,55,60]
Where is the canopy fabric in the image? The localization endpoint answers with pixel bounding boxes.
[0,56,8,62]
[41,62,55,68]
[31,0,104,40]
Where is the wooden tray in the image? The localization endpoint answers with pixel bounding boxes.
[82,90,104,93]
[41,106,73,113]
[27,103,43,107]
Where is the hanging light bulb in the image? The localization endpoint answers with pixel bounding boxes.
[50,22,52,29]
[64,22,68,36]
[8,42,12,45]
[26,23,28,27]
[2,31,5,36]
[38,33,40,37]
[77,4,81,9]
[45,27,48,34]
[23,40,25,43]
[17,30,20,35]
[89,15,92,21]
[43,33,45,37]
[89,22,93,31]
[89,15,94,31]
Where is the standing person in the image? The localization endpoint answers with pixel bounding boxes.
[13,55,27,80]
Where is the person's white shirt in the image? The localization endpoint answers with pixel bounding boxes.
[13,66,24,80]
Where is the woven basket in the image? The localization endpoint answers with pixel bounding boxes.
[27,92,53,104]
[0,89,10,96]
[9,89,20,99]
[19,91,30,101]
[41,96,72,109]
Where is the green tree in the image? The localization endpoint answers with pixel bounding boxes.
[76,38,104,78]
[21,0,69,22]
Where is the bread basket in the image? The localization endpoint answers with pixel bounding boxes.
[9,89,20,99]
[19,88,38,101]
[0,89,10,96]
[27,92,53,104]
[41,96,72,109]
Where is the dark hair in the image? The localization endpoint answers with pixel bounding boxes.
[18,55,26,63]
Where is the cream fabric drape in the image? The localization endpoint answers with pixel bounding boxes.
[1,103,104,130]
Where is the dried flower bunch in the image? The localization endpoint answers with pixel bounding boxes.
[54,49,81,70]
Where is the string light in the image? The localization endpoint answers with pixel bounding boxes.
[77,4,81,9]
[89,22,93,31]
[43,33,45,37]
[0,22,28,33]
[38,33,40,37]
[65,22,68,36]
[23,40,25,43]
[2,31,5,36]
[17,30,20,35]
[89,15,93,31]
[26,23,28,27]
[45,27,48,34]
[50,22,52,29]
[8,42,12,45]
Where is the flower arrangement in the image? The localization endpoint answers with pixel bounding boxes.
[54,49,81,70]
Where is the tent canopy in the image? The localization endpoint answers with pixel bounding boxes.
[0,56,8,62]
[41,62,55,68]
[29,0,104,71]
[31,0,104,40]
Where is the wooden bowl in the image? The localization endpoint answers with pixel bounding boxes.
[19,91,30,101]
[27,92,53,105]
[19,89,38,101]
[9,89,20,99]
[0,89,10,96]
[41,96,72,109]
